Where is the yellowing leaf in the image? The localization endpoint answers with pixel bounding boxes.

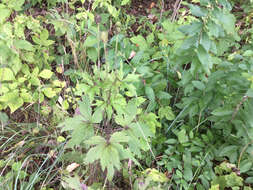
[9,97,24,113]
[0,68,15,81]
[39,69,53,79]
[42,88,56,98]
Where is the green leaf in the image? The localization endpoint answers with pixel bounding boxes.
[29,77,40,86]
[180,35,199,50]
[144,168,169,183]
[218,10,236,35]
[219,145,238,157]
[9,97,23,113]
[157,91,172,100]
[85,144,105,164]
[0,7,11,23]
[79,96,92,120]
[0,68,15,81]
[165,139,177,144]
[243,50,253,57]
[110,132,129,143]
[147,33,154,44]
[158,106,175,121]
[183,151,193,181]
[192,81,205,90]
[67,124,94,148]
[62,175,82,190]
[40,29,49,41]
[239,160,252,173]
[86,136,106,146]
[91,108,103,123]
[211,108,233,116]
[84,36,97,47]
[0,112,8,125]
[177,129,189,144]
[225,172,243,187]
[42,88,56,98]
[178,21,203,36]
[145,86,155,101]
[7,0,25,11]
[121,0,130,5]
[13,40,34,51]
[39,69,53,79]
[197,45,212,74]
[188,4,207,17]
[200,32,211,51]
[100,145,120,180]
[245,177,253,184]
[130,35,148,50]
[87,47,98,62]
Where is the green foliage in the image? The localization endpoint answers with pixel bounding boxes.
[1,0,253,189]
[210,162,252,190]
[59,65,158,180]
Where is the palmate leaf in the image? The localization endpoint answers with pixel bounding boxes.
[110,132,129,143]
[79,96,92,120]
[85,143,106,164]
[67,124,94,148]
[58,115,94,148]
[91,107,103,123]
[85,136,106,146]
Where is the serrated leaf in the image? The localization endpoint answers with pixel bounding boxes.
[79,96,92,120]
[218,11,236,35]
[39,69,53,79]
[67,124,94,148]
[218,145,238,157]
[188,4,207,17]
[130,35,148,50]
[158,106,175,120]
[86,136,106,146]
[178,21,203,36]
[110,132,129,143]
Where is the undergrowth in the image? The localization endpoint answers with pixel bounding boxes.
[0,0,253,189]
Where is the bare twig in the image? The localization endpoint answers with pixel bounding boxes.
[66,37,82,71]
[159,0,165,23]
[171,0,182,22]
